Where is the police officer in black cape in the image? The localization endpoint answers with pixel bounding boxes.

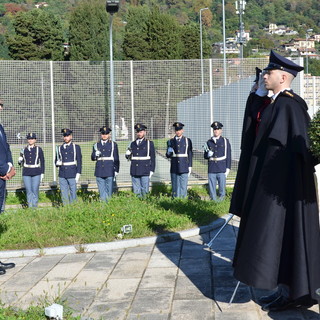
[230,50,320,311]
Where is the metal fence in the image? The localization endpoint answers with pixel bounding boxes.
[0,57,318,190]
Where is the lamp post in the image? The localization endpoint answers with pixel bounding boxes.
[222,0,227,85]
[235,0,246,60]
[306,28,313,75]
[106,0,120,141]
[200,7,209,94]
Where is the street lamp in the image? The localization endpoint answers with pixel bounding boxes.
[222,0,227,85]
[200,7,209,94]
[306,28,313,75]
[235,0,246,60]
[106,0,120,141]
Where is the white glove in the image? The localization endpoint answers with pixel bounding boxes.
[207,150,214,158]
[149,171,154,178]
[225,168,230,177]
[167,147,174,153]
[40,174,44,182]
[56,160,62,166]
[114,172,118,177]
[18,156,24,165]
[125,149,132,156]
[255,72,268,97]
[95,150,101,158]
[188,167,192,177]
[75,173,80,183]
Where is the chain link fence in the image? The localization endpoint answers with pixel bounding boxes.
[0,57,318,190]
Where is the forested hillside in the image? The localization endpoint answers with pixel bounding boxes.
[0,0,319,65]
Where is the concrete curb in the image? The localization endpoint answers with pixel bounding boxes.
[0,215,228,259]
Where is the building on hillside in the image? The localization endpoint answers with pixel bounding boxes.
[282,38,316,56]
[35,2,49,8]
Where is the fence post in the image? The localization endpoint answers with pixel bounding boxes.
[130,60,135,140]
[50,61,56,183]
[209,59,213,136]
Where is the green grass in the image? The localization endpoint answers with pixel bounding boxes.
[0,185,231,319]
[0,186,231,251]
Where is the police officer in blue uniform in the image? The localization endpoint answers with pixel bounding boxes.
[0,100,15,213]
[204,122,231,201]
[0,100,16,274]
[18,133,45,207]
[125,124,155,197]
[91,127,119,202]
[166,122,193,198]
[55,128,82,205]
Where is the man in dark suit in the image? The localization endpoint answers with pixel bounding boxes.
[0,100,16,274]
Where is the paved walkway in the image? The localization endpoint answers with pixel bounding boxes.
[0,215,319,320]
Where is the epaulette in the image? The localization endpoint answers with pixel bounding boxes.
[283,90,294,97]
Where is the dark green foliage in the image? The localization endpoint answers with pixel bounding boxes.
[6,9,65,60]
[122,6,183,60]
[68,0,109,61]
[308,58,320,76]
[122,5,150,60]
[309,109,320,162]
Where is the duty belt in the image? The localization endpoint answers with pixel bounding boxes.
[62,161,77,166]
[23,164,40,168]
[131,156,151,160]
[97,157,114,161]
[172,154,188,157]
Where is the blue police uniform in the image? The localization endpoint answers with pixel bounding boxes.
[166,122,193,198]
[57,143,82,178]
[56,129,82,205]
[204,122,231,201]
[129,138,155,176]
[91,127,120,202]
[126,124,156,197]
[0,124,13,212]
[20,133,45,207]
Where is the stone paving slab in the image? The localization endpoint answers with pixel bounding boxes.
[0,215,318,320]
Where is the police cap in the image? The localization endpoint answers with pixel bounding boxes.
[264,50,304,77]
[173,122,184,131]
[26,132,37,139]
[99,126,111,134]
[134,123,147,132]
[61,128,73,136]
[211,121,223,130]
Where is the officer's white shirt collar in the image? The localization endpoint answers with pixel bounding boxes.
[27,145,35,151]
[272,88,291,101]
[175,136,183,141]
[136,137,145,145]
[212,136,221,143]
[64,141,72,148]
[101,139,108,145]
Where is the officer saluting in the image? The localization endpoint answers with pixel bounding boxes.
[125,123,155,197]
[166,122,193,198]
[204,121,231,201]
[18,133,45,207]
[91,127,119,202]
[55,128,82,205]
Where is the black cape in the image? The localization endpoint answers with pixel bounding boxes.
[231,90,320,302]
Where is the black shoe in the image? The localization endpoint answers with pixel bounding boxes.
[258,291,281,304]
[262,295,294,312]
[0,266,6,275]
[0,261,15,269]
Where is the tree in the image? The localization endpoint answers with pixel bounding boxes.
[122,5,150,60]
[6,9,64,60]
[68,0,108,61]
[146,8,182,60]
[122,6,183,60]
